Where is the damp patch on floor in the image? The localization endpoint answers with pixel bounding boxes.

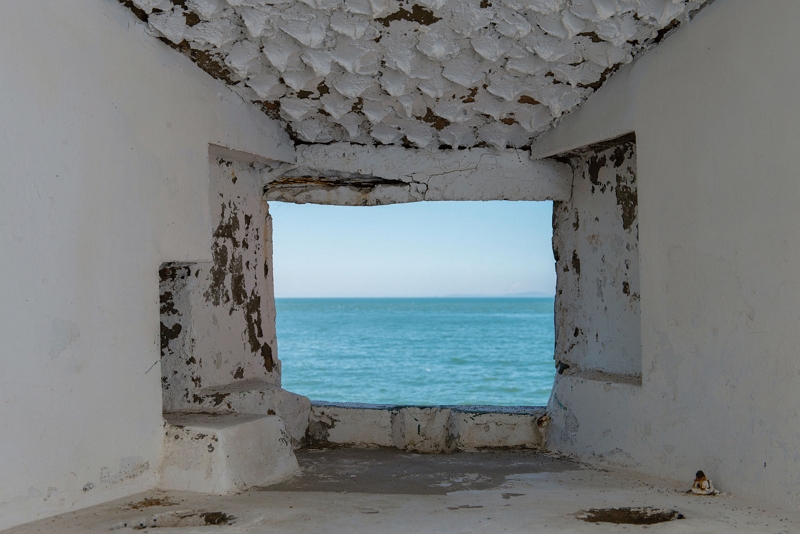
[577,506,684,525]
[110,510,234,530]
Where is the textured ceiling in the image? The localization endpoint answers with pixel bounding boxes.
[125,0,706,149]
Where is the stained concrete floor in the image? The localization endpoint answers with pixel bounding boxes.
[7,448,800,533]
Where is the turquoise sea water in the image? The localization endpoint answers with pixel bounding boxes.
[275,298,555,406]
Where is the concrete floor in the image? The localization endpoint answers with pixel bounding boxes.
[7,448,800,533]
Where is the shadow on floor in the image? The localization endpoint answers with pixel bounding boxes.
[258,448,580,495]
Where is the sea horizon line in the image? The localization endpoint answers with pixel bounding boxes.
[275,294,556,299]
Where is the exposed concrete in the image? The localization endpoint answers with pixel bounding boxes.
[7,449,800,533]
[308,403,546,452]
[159,414,298,494]
[265,143,571,205]
[9,0,800,530]
[266,448,578,495]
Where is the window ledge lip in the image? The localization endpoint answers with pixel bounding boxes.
[564,370,642,387]
[310,401,547,415]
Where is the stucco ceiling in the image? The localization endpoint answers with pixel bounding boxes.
[124,0,706,149]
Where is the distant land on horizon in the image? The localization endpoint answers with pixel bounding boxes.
[276,292,555,299]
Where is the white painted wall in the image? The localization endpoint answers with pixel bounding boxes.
[536,0,800,508]
[0,1,292,529]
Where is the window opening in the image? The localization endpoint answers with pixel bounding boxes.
[270,201,556,406]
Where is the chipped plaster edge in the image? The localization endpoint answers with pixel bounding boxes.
[307,402,548,452]
[265,143,573,204]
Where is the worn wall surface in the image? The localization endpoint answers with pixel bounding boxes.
[307,403,547,452]
[266,143,572,205]
[0,1,292,529]
[159,158,310,445]
[160,159,280,406]
[536,0,800,508]
[552,138,640,379]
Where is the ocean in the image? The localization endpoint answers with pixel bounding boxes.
[275,298,555,406]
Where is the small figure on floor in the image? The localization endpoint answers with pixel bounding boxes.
[690,470,719,495]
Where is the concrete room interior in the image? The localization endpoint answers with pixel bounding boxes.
[4,0,800,531]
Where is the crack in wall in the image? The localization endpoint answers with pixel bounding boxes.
[262,144,571,205]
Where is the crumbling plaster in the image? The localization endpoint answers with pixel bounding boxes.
[551,136,640,379]
[159,158,311,445]
[127,0,707,149]
[160,159,282,398]
[266,142,572,204]
[535,0,800,509]
[307,403,547,452]
[0,0,292,530]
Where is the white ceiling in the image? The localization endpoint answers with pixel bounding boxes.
[129,0,706,149]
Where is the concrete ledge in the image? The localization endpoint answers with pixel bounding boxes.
[159,414,298,494]
[450,411,545,449]
[307,402,547,452]
[182,380,312,447]
[567,370,643,387]
[547,373,645,467]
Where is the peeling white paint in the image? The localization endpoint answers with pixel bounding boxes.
[134,0,707,148]
[308,403,546,451]
[160,158,311,447]
[551,137,640,378]
[13,0,800,529]
[265,142,571,204]
[535,0,800,509]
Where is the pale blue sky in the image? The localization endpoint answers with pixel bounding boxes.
[269,200,555,298]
